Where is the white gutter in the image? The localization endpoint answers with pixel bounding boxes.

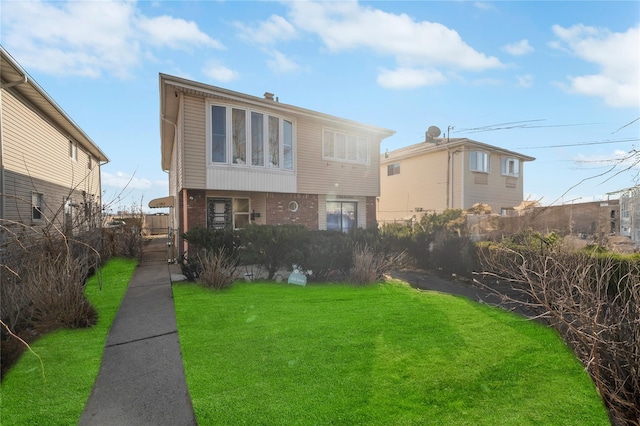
[0,74,28,89]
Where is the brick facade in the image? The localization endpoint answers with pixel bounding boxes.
[184,189,206,232]
[265,192,319,229]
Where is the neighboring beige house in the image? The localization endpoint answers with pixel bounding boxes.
[156,74,395,255]
[378,133,535,222]
[0,46,108,236]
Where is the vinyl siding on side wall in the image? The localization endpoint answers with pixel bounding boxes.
[182,95,206,189]
[460,150,524,213]
[2,89,102,225]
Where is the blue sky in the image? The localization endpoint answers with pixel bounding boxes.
[2,0,639,213]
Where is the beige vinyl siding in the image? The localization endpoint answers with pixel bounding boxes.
[206,167,296,192]
[378,150,449,222]
[296,118,380,197]
[461,150,524,213]
[182,95,206,188]
[2,89,102,226]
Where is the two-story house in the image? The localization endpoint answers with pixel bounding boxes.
[378,131,535,223]
[1,47,108,237]
[157,74,395,255]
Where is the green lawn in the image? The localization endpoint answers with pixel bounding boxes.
[0,258,137,425]
[173,281,610,425]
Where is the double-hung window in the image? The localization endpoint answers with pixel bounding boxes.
[209,104,293,171]
[323,129,368,164]
[501,157,519,177]
[32,192,44,221]
[69,140,77,161]
[470,151,490,173]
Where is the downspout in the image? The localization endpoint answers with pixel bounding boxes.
[1,75,29,223]
[446,147,451,210]
[161,113,181,255]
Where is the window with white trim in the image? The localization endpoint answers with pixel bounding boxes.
[326,201,357,233]
[208,104,293,170]
[32,192,44,220]
[387,163,400,176]
[501,157,519,177]
[323,129,368,164]
[470,151,490,173]
[69,140,77,161]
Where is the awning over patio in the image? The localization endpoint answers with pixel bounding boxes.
[148,196,174,208]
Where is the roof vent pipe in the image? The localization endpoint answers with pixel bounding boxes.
[264,92,274,101]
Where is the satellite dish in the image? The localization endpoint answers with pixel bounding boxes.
[427,126,441,139]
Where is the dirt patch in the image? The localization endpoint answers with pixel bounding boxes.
[389,268,544,320]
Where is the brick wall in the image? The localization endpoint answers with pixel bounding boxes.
[185,189,206,231]
[265,193,319,229]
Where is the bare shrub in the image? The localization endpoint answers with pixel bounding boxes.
[349,244,408,285]
[478,244,640,426]
[196,248,240,290]
[22,251,97,331]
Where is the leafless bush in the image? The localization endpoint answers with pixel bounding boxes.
[478,244,640,426]
[22,250,97,331]
[349,244,408,285]
[196,248,240,290]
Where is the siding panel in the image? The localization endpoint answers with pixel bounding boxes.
[182,96,206,188]
[2,89,102,227]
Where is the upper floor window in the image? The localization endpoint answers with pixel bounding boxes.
[323,129,368,164]
[470,151,489,173]
[69,140,77,161]
[387,163,400,176]
[209,104,293,170]
[501,157,519,177]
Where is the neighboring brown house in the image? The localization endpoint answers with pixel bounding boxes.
[156,74,395,255]
[378,132,535,223]
[1,47,108,237]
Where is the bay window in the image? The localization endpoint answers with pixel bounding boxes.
[209,104,294,171]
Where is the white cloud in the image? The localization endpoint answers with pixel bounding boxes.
[286,1,503,74]
[551,24,640,108]
[517,74,534,88]
[473,2,496,11]
[235,14,298,45]
[203,61,240,82]
[502,39,533,56]
[0,0,223,79]
[267,50,301,74]
[377,67,446,89]
[102,171,154,190]
[137,15,225,50]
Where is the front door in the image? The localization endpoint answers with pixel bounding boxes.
[207,198,232,230]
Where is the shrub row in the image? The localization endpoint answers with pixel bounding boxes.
[181,224,406,284]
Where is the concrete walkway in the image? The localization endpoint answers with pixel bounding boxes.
[80,236,196,426]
